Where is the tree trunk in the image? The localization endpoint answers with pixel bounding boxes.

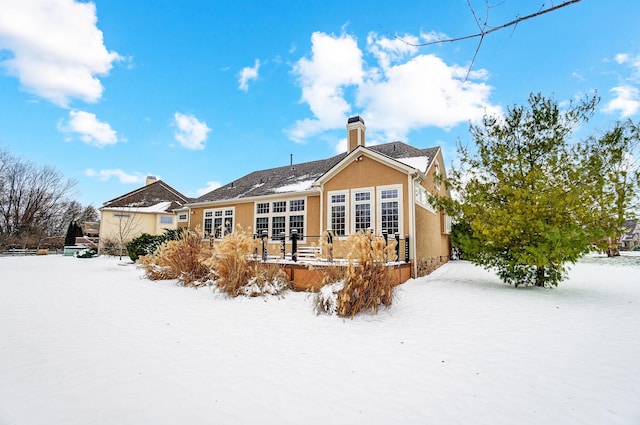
[535,266,546,287]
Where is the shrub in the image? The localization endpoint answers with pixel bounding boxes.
[126,228,188,262]
[316,231,396,318]
[238,262,290,297]
[138,228,212,287]
[99,236,121,256]
[202,227,290,297]
[126,233,165,262]
[75,247,97,258]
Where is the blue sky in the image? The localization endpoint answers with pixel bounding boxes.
[1,0,639,208]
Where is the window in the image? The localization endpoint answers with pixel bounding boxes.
[160,216,174,225]
[256,198,306,241]
[435,160,441,190]
[113,213,131,218]
[415,186,436,214]
[256,217,269,236]
[290,199,304,212]
[289,215,304,237]
[352,189,373,232]
[178,213,188,221]
[328,192,348,236]
[444,214,452,234]
[204,211,213,236]
[378,185,402,236]
[329,186,403,237]
[203,208,235,238]
[272,216,286,238]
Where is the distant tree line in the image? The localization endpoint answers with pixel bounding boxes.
[0,147,98,249]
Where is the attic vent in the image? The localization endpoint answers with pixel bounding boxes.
[393,144,396,152]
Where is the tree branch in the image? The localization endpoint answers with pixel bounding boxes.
[397,0,582,48]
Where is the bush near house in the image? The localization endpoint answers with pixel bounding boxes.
[126,228,188,262]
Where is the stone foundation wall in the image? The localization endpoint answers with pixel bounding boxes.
[415,255,449,278]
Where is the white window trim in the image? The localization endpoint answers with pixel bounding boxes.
[328,185,403,237]
[159,215,174,225]
[203,207,235,239]
[177,213,188,222]
[415,185,436,214]
[255,197,307,243]
[376,184,403,237]
[350,187,374,234]
[327,190,349,238]
[434,160,441,191]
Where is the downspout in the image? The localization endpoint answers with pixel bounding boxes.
[315,182,324,243]
[408,174,417,278]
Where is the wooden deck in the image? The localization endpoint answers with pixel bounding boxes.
[277,261,412,292]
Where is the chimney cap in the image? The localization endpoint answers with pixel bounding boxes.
[347,116,365,125]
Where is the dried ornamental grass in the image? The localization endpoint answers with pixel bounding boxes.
[139,228,212,287]
[202,227,290,297]
[316,230,397,318]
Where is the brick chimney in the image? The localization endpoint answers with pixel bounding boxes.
[347,116,365,152]
[146,175,158,186]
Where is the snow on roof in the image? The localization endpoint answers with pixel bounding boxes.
[102,201,174,214]
[395,156,430,172]
[272,179,316,193]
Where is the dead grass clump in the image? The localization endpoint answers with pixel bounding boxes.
[139,228,212,287]
[203,227,289,297]
[313,265,347,315]
[239,262,291,297]
[317,231,397,318]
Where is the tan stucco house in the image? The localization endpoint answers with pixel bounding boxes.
[99,177,191,252]
[185,117,451,278]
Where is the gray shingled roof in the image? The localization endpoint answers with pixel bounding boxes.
[194,142,440,204]
[102,180,192,211]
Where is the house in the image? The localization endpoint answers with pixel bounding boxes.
[99,176,192,252]
[619,219,640,251]
[185,117,451,278]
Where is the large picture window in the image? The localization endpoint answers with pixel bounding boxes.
[255,198,306,241]
[328,186,402,237]
[203,208,235,238]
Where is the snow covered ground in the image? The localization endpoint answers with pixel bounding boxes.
[1,253,638,425]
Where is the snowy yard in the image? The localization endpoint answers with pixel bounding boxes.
[1,254,639,425]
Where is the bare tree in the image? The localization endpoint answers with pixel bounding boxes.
[397,0,583,79]
[0,148,76,248]
[106,207,143,259]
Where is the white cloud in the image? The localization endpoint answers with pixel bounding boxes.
[615,53,630,64]
[0,0,121,107]
[288,32,365,142]
[289,31,499,144]
[367,32,418,71]
[603,85,640,118]
[194,181,222,197]
[59,110,118,146]
[173,112,211,150]
[238,59,260,91]
[358,54,498,141]
[85,168,144,184]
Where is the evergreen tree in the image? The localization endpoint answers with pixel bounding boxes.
[434,93,639,287]
[63,221,84,247]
